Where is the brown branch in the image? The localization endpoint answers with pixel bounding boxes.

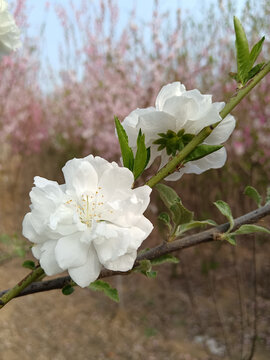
[0,203,269,299]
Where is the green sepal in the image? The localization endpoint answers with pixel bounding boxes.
[214,200,234,232]
[244,185,262,207]
[133,129,150,180]
[22,260,36,270]
[151,254,179,265]
[184,144,223,163]
[114,116,134,171]
[89,280,119,302]
[230,224,270,236]
[62,284,75,296]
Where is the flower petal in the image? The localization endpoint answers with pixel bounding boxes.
[39,240,62,276]
[62,158,98,197]
[68,245,101,287]
[204,114,236,145]
[103,250,137,272]
[138,110,177,144]
[54,232,89,269]
[121,107,156,147]
[155,82,186,111]
[98,165,134,200]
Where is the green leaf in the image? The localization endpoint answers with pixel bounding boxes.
[158,211,170,225]
[14,247,26,258]
[214,200,234,232]
[177,219,217,235]
[184,144,223,163]
[170,202,193,226]
[248,37,265,69]
[231,224,270,236]
[155,183,180,208]
[244,185,262,207]
[151,254,179,265]
[266,187,270,205]
[62,284,75,295]
[134,260,157,279]
[247,63,264,81]
[224,234,237,245]
[234,16,250,84]
[22,260,35,270]
[133,130,149,180]
[89,280,119,302]
[0,234,11,244]
[114,116,134,171]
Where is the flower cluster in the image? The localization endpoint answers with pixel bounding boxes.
[0,0,21,60]
[23,155,153,287]
[122,82,236,180]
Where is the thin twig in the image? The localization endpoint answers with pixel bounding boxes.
[0,203,269,301]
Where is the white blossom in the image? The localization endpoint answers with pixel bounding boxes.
[22,155,153,287]
[0,0,21,60]
[122,82,235,180]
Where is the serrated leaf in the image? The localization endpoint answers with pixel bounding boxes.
[115,116,134,171]
[234,16,250,84]
[22,260,36,270]
[214,200,234,232]
[248,36,265,69]
[184,144,223,163]
[231,224,270,236]
[89,280,119,302]
[244,185,262,207]
[155,183,180,208]
[170,202,193,226]
[247,63,264,81]
[62,284,75,295]
[133,129,149,180]
[224,234,237,245]
[151,254,179,265]
[177,219,217,235]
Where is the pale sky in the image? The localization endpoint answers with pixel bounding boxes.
[23,0,246,76]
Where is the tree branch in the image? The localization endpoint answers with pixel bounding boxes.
[1,203,269,299]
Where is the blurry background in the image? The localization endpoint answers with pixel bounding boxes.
[0,0,270,359]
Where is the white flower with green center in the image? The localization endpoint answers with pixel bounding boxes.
[0,0,21,60]
[22,155,153,287]
[122,82,236,180]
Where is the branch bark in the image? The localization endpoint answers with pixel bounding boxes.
[1,203,269,300]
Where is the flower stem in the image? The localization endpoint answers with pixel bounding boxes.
[0,266,44,309]
[146,61,270,188]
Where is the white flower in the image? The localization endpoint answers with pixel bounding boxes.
[22,155,153,287]
[122,82,235,180]
[0,0,21,60]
